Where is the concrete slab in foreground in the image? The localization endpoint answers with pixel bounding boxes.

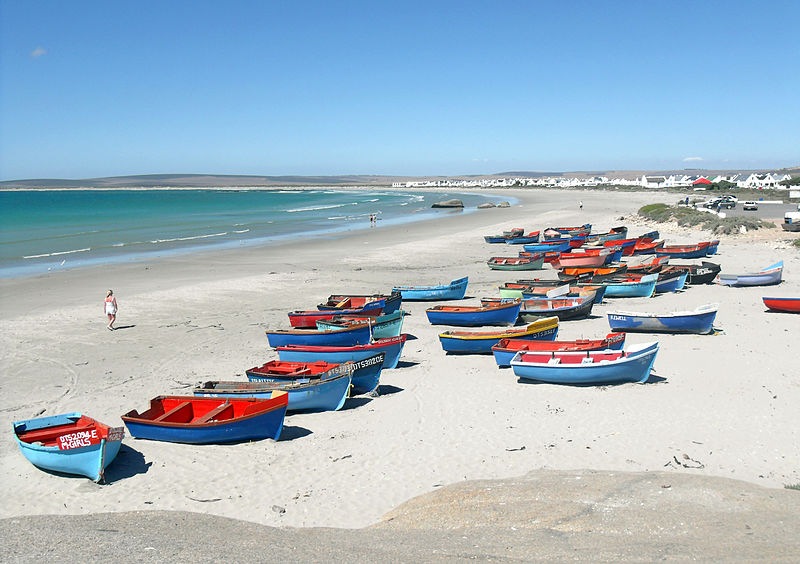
[2,470,799,562]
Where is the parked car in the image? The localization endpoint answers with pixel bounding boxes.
[717,200,735,209]
[743,201,759,210]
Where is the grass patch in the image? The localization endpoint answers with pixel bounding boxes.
[638,204,776,235]
[793,239,800,248]
[785,483,800,491]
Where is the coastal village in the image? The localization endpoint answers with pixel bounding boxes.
[393,171,794,190]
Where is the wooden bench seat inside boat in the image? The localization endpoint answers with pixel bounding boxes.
[154,401,194,423]
[194,402,233,424]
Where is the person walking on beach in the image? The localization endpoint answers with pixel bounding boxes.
[578,200,583,210]
[104,289,118,330]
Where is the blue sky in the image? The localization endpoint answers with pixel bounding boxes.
[1,0,798,180]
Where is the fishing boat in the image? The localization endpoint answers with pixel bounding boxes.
[552,251,610,269]
[516,295,594,321]
[586,226,628,244]
[557,265,628,282]
[121,394,288,444]
[247,354,385,396]
[499,281,605,303]
[665,261,721,285]
[266,322,372,348]
[632,239,665,255]
[288,300,384,328]
[276,335,407,369]
[510,342,659,385]
[718,261,783,287]
[607,304,718,334]
[13,413,124,482]
[438,317,559,354]
[603,273,658,298]
[392,276,468,301]
[522,241,571,253]
[197,371,352,413]
[484,228,525,243]
[599,239,636,256]
[504,231,542,244]
[487,255,545,270]
[546,224,592,237]
[316,310,405,339]
[706,240,720,255]
[655,242,711,259]
[492,332,626,367]
[631,270,688,293]
[318,292,402,314]
[426,300,521,326]
[762,297,800,313]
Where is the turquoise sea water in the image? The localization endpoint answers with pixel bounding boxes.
[0,189,508,277]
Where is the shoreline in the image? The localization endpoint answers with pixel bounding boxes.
[0,187,515,280]
[1,187,798,531]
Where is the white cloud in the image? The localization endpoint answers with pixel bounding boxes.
[683,156,703,162]
[30,46,47,58]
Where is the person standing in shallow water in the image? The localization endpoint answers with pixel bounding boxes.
[104,290,118,330]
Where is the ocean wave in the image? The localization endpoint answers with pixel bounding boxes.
[232,229,250,234]
[286,203,348,213]
[23,247,91,259]
[150,232,229,244]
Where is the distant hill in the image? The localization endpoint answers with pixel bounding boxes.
[1,167,798,189]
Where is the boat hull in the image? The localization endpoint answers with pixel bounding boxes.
[603,274,658,298]
[653,271,688,293]
[439,318,559,354]
[426,301,521,326]
[13,413,123,482]
[718,264,783,287]
[518,297,594,322]
[393,276,468,301]
[762,297,800,313]
[511,343,659,385]
[487,257,545,270]
[266,324,372,348]
[607,307,717,334]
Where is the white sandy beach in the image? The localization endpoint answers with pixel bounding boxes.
[1,188,798,530]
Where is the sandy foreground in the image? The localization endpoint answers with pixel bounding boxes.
[1,188,798,533]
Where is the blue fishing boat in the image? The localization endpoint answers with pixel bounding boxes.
[266,322,372,348]
[706,240,720,255]
[510,342,659,385]
[607,303,718,334]
[718,261,783,287]
[392,276,468,301]
[198,370,352,412]
[649,270,689,293]
[504,234,541,245]
[288,299,384,328]
[121,394,288,444]
[13,413,124,482]
[426,300,521,326]
[655,242,711,259]
[439,317,559,353]
[522,241,571,253]
[603,273,658,298]
[276,335,407,370]
[315,309,405,340]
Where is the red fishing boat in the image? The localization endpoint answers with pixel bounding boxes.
[491,332,626,367]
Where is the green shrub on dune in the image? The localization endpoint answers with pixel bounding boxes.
[637,204,775,235]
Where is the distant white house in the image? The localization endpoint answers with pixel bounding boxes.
[736,173,791,189]
[641,175,667,188]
